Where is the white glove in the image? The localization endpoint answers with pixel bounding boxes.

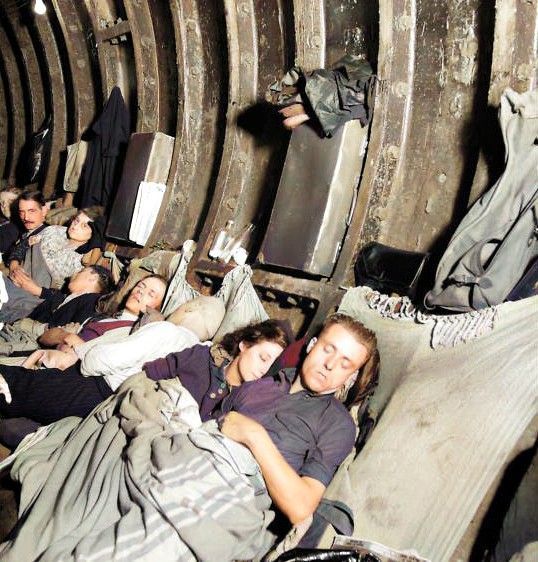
[0,374,12,404]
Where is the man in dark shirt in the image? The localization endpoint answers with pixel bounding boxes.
[217,314,378,525]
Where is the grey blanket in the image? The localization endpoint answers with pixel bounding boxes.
[0,374,276,561]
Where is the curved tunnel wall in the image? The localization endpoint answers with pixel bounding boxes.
[0,0,537,332]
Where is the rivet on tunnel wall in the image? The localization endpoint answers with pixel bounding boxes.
[449,94,463,119]
[395,14,411,32]
[238,2,251,16]
[437,172,447,184]
[242,53,254,68]
[386,145,400,160]
[393,82,409,98]
[425,197,433,214]
[308,34,322,48]
[225,197,237,211]
[516,63,532,82]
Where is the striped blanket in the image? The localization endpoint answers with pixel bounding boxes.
[0,373,276,561]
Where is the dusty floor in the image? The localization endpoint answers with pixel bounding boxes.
[0,444,18,541]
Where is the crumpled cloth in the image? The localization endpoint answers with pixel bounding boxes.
[267,55,375,137]
[0,373,276,562]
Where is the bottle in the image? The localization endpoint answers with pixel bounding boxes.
[208,220,234,259]
[221,223,255,264]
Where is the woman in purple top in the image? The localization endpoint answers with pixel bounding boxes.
[144,319,291,420]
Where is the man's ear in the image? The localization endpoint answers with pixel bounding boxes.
[306,337,317,353]
[334,369,359,402]
[238,340,246,353]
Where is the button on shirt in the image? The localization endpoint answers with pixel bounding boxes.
[214,368,356,487]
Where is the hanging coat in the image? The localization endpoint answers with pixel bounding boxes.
[78,86,130,210]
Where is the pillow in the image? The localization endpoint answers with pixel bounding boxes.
[212,265,269,342]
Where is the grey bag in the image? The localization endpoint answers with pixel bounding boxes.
[425,88,538,312]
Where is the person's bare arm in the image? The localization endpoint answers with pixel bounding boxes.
[8,260,23,278]
[63,333,86,348]
[22,348,78,370]
[219,411,325,524]
[10,268,42,296]
[22,349,46,369]
[39,348,78,370]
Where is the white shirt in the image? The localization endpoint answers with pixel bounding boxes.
[79,321,200,391]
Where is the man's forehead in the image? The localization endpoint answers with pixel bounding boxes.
[318,323,367,358]
[19,200,42,210]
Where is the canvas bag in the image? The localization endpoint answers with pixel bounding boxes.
[425,88,538,312]
[63,140,89,193]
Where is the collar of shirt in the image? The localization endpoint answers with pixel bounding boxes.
[24,224,47,237]
[114,310,139,321]
[210,354,230,389]
[279,366,332,398]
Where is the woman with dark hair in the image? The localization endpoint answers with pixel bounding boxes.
[0,312,287,429]
[143,319,291,421]
[27,207,105,289]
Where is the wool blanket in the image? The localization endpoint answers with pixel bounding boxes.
[0,373,276,561]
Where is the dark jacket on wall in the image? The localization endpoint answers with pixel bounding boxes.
[78,86,130,210]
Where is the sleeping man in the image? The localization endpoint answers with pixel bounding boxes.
[0,313,379,562]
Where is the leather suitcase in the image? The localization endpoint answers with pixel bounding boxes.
[106,132,174,243]
[259,120,367,277]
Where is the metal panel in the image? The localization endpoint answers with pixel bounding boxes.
[33,12,67,197]
[123,0,159,132]
[107,132,174,243]
[146,0,227,250]
[10,14,45,135]
[189,0,291,263]
[0,64,8,180]
[260,120,366,277]
[0,18,26,183]
[52,0,97,141]
[293,0,325,70]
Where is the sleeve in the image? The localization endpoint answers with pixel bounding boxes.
[75,325,133,357]
[144,344,211,407]
[41,226,84,281]
[47,293,99,327]
[80,322,199,379]
[299,405,356,487]
[28,288,64,322]
[7,236,27,264]
[39,287,63,301]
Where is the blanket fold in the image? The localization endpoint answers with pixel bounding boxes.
[0,373,276,562]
